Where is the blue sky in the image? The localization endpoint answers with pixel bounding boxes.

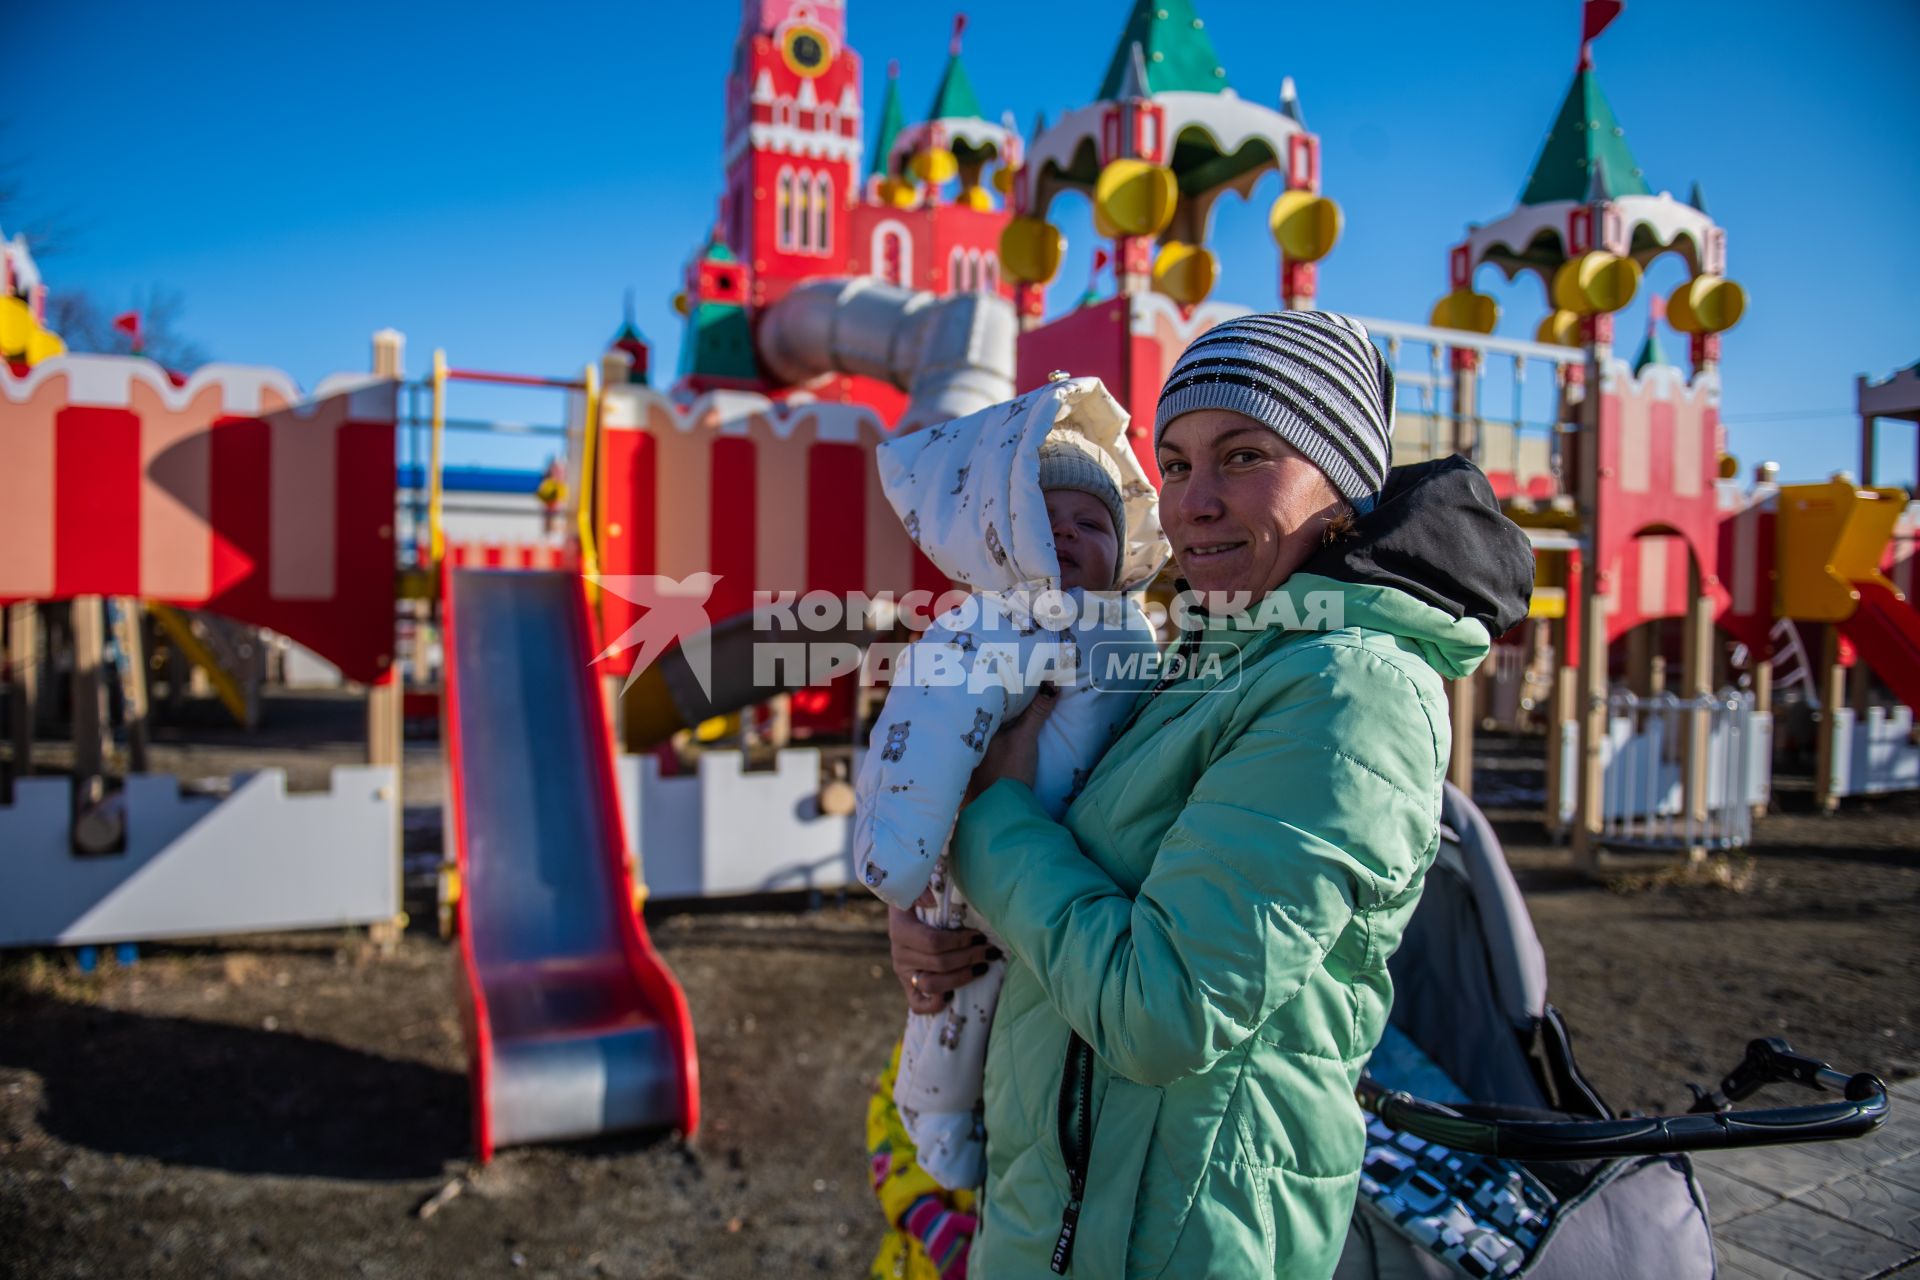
[12,0,1919,486]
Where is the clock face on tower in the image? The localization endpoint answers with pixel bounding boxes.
[781,24,832,76]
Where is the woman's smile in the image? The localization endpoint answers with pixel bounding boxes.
[1157,409,1346,600]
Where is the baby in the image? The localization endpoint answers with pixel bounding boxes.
[854,377,1167,1190]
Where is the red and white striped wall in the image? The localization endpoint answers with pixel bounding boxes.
[1592,360,1728,642]
[592,385,942,676]
[0,355,398,682]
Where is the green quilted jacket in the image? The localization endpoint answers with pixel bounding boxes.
[949,572,1491,1278]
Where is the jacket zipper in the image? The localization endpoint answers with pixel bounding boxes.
[1050,1032,1094,1274]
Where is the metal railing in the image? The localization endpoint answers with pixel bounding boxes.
[1598,689,1760,850]
[1348,315,1581,498]
[394,358,599,573]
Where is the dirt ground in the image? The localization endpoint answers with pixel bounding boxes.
[2,700,1916,1279]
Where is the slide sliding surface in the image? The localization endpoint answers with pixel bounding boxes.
[443,569,698,1159]
[1841,582,1920,715]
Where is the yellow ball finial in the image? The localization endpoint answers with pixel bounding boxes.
[1269,191,1342,263]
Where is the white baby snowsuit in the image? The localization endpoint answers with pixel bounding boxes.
[854,377,1168,1189]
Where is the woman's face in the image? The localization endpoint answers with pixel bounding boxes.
[1156,409,1346,601]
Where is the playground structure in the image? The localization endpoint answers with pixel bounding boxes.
[442,568,697,1158]
[0,357,403,945]
[4,0,1916,1160]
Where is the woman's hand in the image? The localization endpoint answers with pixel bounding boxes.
[964,684,1059,803]
[888,906,998,1015]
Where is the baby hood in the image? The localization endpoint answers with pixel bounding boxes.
[874,377,1167,593]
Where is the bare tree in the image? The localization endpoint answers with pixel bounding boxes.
[45,287,212,371]
[0,127,84,259]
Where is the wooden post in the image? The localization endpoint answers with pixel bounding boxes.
[1679,578,1714,861]
[372,328,406,380]
[6,603,37,797]
[1751,642,1773,820]
[1447,674,1475,795]
[1543,613,1573,836]
[1450,349,1481,462]
[601,675,626,749]
[110,599,150,775]
[1626,624,1653,696]
[1813,628,1845,813]
[1572,596,1609,872]
[367,664,405,938]
[1443,344,1484,802]
[368,663,402,771]
[1847,661,1872,718]
[1571,316,1611,873]
[766,691,793,751]
[69,596,109,797]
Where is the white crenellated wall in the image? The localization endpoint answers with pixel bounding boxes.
[0,767,398,946]
[616,747,862,900]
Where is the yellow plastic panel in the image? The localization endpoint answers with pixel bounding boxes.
[1775,479,1906,621]
[1528,586,1568,619]
[1151,241,1218,306]
[1269,191,1343,263]
[24,327,65,364]
[0,295,32,354]
[1535,310,1582,347]
[999,217,1065,284]
[1552,251,1640,315]
[1093,159,1178,238]
[910,148,958,185]
[1669,274,1747,335]
[1429,288,1499,334]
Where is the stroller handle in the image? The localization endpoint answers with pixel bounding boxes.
[1358,1039,1889,1161]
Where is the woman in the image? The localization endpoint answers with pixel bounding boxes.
[887,312,1534,1277]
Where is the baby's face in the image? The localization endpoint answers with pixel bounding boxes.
[1044,489,1119,592]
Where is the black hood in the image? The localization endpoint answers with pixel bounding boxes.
[1301,455,1535,639]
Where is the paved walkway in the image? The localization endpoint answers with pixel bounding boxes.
[1702,1076,1920,1278]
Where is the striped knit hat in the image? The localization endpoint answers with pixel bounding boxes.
[1153,311,1395,507]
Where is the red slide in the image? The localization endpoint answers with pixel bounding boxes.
[442,568,699,1160]
[1840,582,1920,715]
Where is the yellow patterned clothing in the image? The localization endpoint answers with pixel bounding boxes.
[867,1041,977,1280]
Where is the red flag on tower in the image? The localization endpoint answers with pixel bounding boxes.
[111,310,144,352]
[1579,0,1622,67]
[950,13,967,56]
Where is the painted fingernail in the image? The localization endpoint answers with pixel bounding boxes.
[970,934,988,947]
[943,991,954,1004]
[971,962,990,976]
[984,947,1003,961]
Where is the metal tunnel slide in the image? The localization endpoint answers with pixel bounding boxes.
[443,569,699,1159]
[1841,582,1920,715]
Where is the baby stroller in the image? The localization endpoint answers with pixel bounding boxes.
[1337,785,1890,1279]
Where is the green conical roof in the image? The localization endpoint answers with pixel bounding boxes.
[1096,0,1229,100]
[1518,68,1651,205]
[927,48,983,122]
[869,66,906,178]
[1632,324,1670,374]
